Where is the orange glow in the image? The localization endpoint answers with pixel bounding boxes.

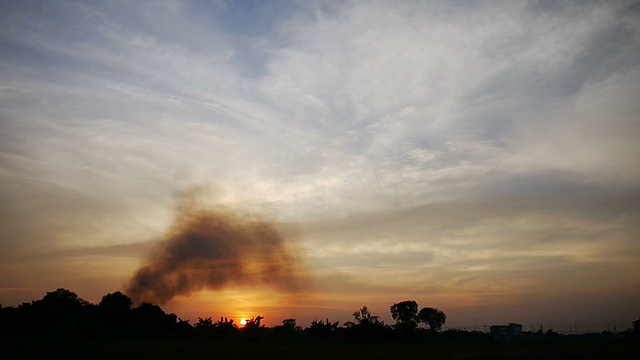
[161,286,319,327]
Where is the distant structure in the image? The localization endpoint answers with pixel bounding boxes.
[490,323,523,338]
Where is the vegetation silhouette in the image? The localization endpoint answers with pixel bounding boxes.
[1,289,638,359]
[306,318,340,339]
[418,306,447,332]
[342,306,391,340]
[390,300,419,334]
[99,291,132,328]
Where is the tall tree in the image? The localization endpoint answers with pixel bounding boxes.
[40,288,90,315]
[418,307,447,332]
[99,291,132,327]
[390,300,419,331]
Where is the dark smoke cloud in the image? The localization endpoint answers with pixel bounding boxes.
[127,194,307,304]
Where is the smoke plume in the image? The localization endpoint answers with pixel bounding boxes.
[127,195,306,304]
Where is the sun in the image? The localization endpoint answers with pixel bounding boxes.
[240,318,247,326]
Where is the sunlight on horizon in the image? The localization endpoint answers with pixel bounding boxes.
[161,287,297,326]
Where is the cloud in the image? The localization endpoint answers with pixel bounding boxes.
[2,0,637,217]
[299,188,640,306]
[126,187,309,304]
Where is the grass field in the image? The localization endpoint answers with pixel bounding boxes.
[2,335,638,359]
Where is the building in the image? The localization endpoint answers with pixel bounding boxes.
[490,323,523,338]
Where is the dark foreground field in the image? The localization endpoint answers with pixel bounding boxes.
[2,335,638,360]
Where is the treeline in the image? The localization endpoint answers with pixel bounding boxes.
[1,289,638,344]
[0,288,464,342]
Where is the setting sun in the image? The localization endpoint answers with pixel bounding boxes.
[240,319,247,326]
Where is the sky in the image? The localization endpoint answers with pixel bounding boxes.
[1,0,639,332]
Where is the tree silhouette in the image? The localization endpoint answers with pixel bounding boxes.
[345,306,382,328]
[0,304,22,336]
[26,288,95,333]
[240,315,265,341]
[214,317,237,329]
[99,292,132,312]
[194,317,215,332]
[210,317,238,337]
[37,288,91,320]
[3,287,640,355]
[175,317,192,333]
[344,306,389,339]
[418,307,446,332]
[390,300,419,332]
[307,318,340,338]
[131,303,176,332]
[242,315,264,331]
[98,291,132,327]
[272,318,301,338]
[282,318,297,330]
[41,288,89,309]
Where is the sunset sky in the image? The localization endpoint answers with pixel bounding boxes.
[1,0,639,331]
